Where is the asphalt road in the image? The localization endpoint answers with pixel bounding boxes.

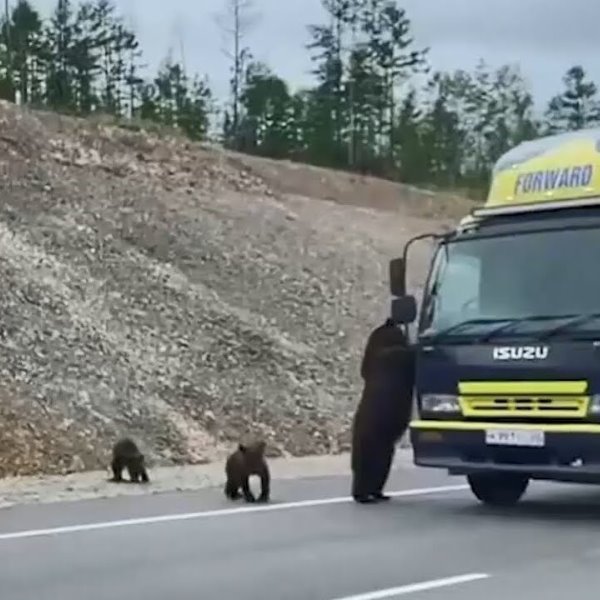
[3,466,600,599]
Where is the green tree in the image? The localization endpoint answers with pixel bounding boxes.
[393,87,427,182]
[135,56,211,139]
[216,0,259,148]
[359,0,428,165]
[3,0,44,104]
[485,64,538,163]
[420,71,466,187]
[416,63,537,194]
[134,80,159,121]
[151,56,184,126]
[305,22,345,167]
[320,0,355,154]
[68,1,101,113]
[44,0,77,111]
[344,43,383,172]
[85,0,139,115]
[177,75,212,140]
[545,65,600,133]
[238,61,294,157]
[303,0,427,172]
[40,0,140,115]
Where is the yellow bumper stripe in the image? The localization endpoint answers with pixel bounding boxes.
[410,419,600,433]
[457,381,588,395]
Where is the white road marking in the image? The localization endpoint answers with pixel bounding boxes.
[327,573,490,600]
[0,483,467,541]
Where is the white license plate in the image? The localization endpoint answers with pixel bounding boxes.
[485,429,545,448]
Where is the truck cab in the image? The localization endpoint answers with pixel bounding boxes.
[392,128,600,506]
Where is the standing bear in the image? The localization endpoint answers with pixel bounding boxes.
[351,317,415,503]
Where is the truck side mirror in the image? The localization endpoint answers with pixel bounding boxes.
[391,295,417,325]
[389,257,406,297]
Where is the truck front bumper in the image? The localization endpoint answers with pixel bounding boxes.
[410,420,600,484]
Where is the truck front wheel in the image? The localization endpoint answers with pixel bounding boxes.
[467,472,529,507]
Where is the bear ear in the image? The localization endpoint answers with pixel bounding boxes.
[238,443,247,453]
[256,440,266,454]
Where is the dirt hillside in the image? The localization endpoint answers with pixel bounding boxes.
[0,101,474,477]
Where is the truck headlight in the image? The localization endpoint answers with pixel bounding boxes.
[589,395,600,415]
[421,394,460,413]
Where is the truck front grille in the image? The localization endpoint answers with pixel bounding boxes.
[458,380,589,419]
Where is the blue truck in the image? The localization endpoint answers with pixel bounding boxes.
[391,129,600,506]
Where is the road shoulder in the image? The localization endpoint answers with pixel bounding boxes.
[0,448,415,509]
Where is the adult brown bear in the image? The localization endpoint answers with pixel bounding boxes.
[351,318,415,503]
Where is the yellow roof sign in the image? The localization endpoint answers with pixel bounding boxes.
[486,129,600,210]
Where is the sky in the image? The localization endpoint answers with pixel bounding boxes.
[30,0,600,110]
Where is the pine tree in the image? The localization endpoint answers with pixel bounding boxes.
[345,44,381,172]
[545,65,600,132]
[5,0,43,104]
[305,22,345,166]
[216,0,259,148]
[45,0,77,111]
[421,71,465,187]
[394,88,426,182]
[359,0,428,165]
[238,61,293,157]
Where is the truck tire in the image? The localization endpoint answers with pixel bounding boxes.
[467,472,529,507]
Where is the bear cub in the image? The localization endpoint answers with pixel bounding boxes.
[110,437,150,484]
[224,440,270,503]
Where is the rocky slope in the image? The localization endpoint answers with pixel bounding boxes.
[0,102,473,477]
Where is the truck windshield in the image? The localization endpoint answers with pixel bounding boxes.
[421,225,600,339]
